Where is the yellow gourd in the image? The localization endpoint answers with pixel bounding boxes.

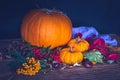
[60,46,83,65]
[68,37,89,52]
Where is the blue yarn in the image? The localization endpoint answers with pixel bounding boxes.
[72,26,118,46]
[72,26,99,39]
[99,34,118,46]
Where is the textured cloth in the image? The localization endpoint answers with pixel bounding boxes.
[99,34,118,46]
[72,26,99,39]
[72,26,118,46]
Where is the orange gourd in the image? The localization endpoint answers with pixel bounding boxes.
[60,47,83,65]
[21,9,72,49]
[68,37,89,52]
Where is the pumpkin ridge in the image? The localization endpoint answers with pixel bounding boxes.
[78,52,83,63]
[71,52,76,64]
[31,13,41,45]
[74,53,78,64]
[43,15,48,47]
[66,52,70,64]
[52,15,60,48]
[21,10,35,40]
[62,16,72,45]
[60,52,64,62]
[62,52,66,64]
[28,12,39,43]
[29,13,39,45]
[25,13,33,42]
[61,51,66,64]
[72,52,79,64]
[37,13,44,46]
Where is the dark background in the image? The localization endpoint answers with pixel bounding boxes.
[0,0,120,39]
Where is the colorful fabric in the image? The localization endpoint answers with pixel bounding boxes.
[99,34,118,46]
[72,26,99,39]
[72,26,118,46]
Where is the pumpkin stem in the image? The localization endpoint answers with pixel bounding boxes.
[76,36,81,43]
[70,46,73,52]
[41,8,63,14]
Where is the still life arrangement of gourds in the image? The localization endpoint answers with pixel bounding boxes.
[2,9,120,76]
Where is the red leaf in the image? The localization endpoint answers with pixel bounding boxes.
[93,38,105,47]
[107,53,119,60]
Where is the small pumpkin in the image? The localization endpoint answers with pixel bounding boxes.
[68,37,89,52]
[60,46,83,65]
[21,9,72,49]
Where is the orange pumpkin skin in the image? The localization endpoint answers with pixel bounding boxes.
[67,37,89,52]
[60,47,83,65]
[21,9,72,49]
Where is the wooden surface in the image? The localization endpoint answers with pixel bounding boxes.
[0,60,120,80]
[0,36,120,80]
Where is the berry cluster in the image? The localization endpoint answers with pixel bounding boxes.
[50,49,61,63]
[17,57,41,76]
[31,48,48,60]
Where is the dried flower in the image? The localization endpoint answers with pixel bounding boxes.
[16,57,41,76]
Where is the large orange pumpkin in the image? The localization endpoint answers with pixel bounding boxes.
[21,9,72,49]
